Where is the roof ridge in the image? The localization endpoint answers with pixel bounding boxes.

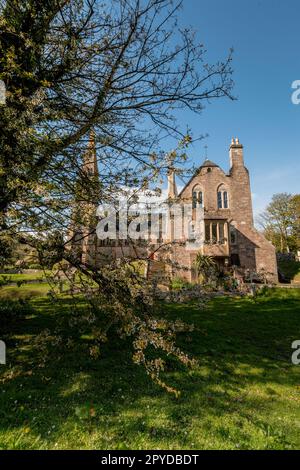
[201,159,219,167]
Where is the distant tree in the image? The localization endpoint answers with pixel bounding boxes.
[291,195,300,250]
[0,235,13,268]
[0,237,39,269]
[258,193,299,253]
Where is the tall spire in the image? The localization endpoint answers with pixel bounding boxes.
[82,129,99,176]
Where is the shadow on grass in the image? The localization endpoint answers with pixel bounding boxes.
[0,290,300,449]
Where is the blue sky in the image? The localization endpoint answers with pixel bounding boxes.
[172,0,300,218]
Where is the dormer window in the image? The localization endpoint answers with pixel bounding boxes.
[217,184,229,209]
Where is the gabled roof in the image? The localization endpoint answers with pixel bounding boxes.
[177,159,221,197]
[200,159,219,168]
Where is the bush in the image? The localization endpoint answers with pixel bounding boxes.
[278,259,300,283]
[0,275,12,287]
[170,277,195,291]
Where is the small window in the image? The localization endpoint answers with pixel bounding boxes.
[217,185,229,209]
[212,223,217,242]
[205,223,210,242]
[192,186,203,209]
[199,191,203,206]
[192,191,197,209]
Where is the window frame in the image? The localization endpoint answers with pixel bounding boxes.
[217,185,229,209]
[192,185,204,209]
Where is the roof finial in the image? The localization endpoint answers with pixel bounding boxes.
[231,137,235,145]
[204,144,208,159]
[235,137,239,145]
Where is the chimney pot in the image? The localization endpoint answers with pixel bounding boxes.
[229,137,244,168]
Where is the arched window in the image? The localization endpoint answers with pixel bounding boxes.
[217,184,229,209]
[192,185,203,209]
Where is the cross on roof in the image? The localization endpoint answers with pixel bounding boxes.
[204,145,208,159]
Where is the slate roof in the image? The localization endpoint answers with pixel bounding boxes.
[200,159,219,168]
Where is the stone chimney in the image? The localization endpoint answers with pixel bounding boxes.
[229,137,244,169]
[228,137,254,226]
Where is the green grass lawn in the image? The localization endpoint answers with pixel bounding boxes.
[0,271,51,283]
[0,287,300,450]
[0,282,52,300]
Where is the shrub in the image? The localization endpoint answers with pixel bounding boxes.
[193,254,218,284]
[0,275,12,288]
[170,277,195,291]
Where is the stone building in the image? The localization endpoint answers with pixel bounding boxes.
[163,138,278,282]
[68,136,278,283]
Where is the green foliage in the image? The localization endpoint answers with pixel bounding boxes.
[193,254,218,284]
[0,275,12,287]
[278,259,300,283]
[0,239,38,270]
[170,277,195,291]
[27,263,42,270]
[0,281,50,300]
[0,235,13,268]
[37,231,65,268]
[259,193,300,253]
